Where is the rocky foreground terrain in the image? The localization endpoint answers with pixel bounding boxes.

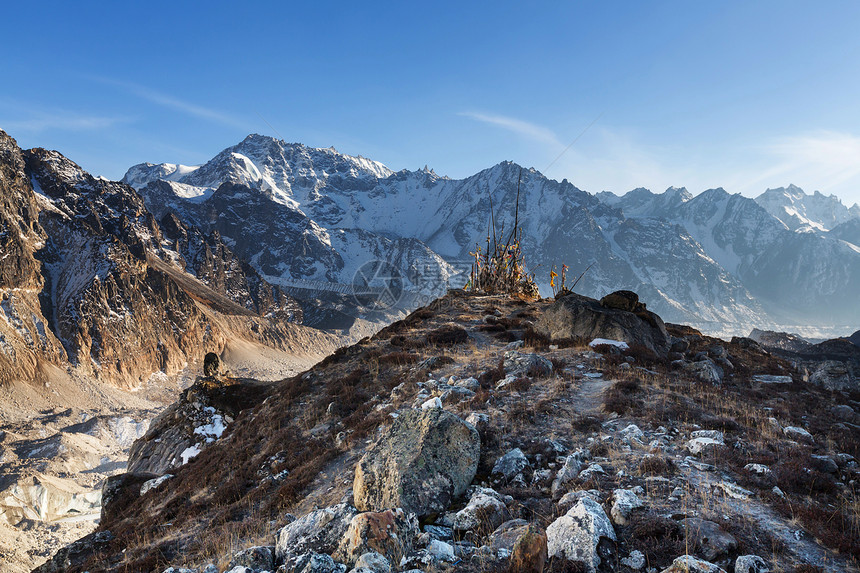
[38,289,860,573]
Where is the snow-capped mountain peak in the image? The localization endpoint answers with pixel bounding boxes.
[125,134,860,337]
[755,184,860,232]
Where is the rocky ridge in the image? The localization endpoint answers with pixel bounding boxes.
[40,289,860,573]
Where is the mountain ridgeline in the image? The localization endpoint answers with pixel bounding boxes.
[125,134,860,338]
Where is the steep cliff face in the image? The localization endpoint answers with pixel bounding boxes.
[0,132,67,385]
[0,129,310,390]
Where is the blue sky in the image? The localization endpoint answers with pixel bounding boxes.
[2,1,859,206]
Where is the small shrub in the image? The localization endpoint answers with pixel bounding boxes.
[376,351,418,366]
[637,455,674,476]
[426,325,468,346]
[478,360,505,389]
[625,512,686,570]
[774,452,837,496]
[524,327,551,349]
[571,415,603,434]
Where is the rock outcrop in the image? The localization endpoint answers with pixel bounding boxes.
[353,408,480,517]
[535,291,670,356]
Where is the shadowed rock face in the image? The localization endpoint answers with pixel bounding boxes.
[353,407,480,517]
[535,291,670,356]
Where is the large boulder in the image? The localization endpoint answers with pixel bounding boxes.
[353,408,480,517]
[275,504,357,563]
[333,509,418,567]
[546,497,617,573]
[808,360,858,392]
[535,291,670,356]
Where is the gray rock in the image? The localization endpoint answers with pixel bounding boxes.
[660,556,727,573]
[454,377,480,392]
[783,425,814,444]
[353,408,480,517]
[439,386,475,404]
[279,552,347,573]
[832,404,856,421]
[752,374,792,385]
[534,292,670,357]
[423,524,453,541]
[684,359,723,384]
[578,463,606,482]
[453,488,509,532]
[708,344,726,358]
[557,489,601,513]
[546,497,617,573]
[610,488,644,525]
[487,518,529,551]
[690,429,724,441]
[503,351,553,377]
[353,552,391,573]
[492,448,530,482]
[810,454,839,474]
[229,546,274,571]
[274,504,356,563]
[619,424,645,444]
[735,554,770,573]
[621,550,646,570]
[682,517,737,562]
[686,437,725,456]
[809,360,857,392]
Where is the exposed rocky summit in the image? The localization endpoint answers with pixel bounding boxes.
[38,290,860,573]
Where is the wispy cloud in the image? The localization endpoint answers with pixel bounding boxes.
[762,131,860,189]
[459,111,563,148]
[0,100,128,133]
[91,77,248,129]
[719,130,860,205]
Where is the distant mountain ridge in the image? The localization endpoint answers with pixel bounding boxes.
[754,184,860,232]
[124,134,860,338]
